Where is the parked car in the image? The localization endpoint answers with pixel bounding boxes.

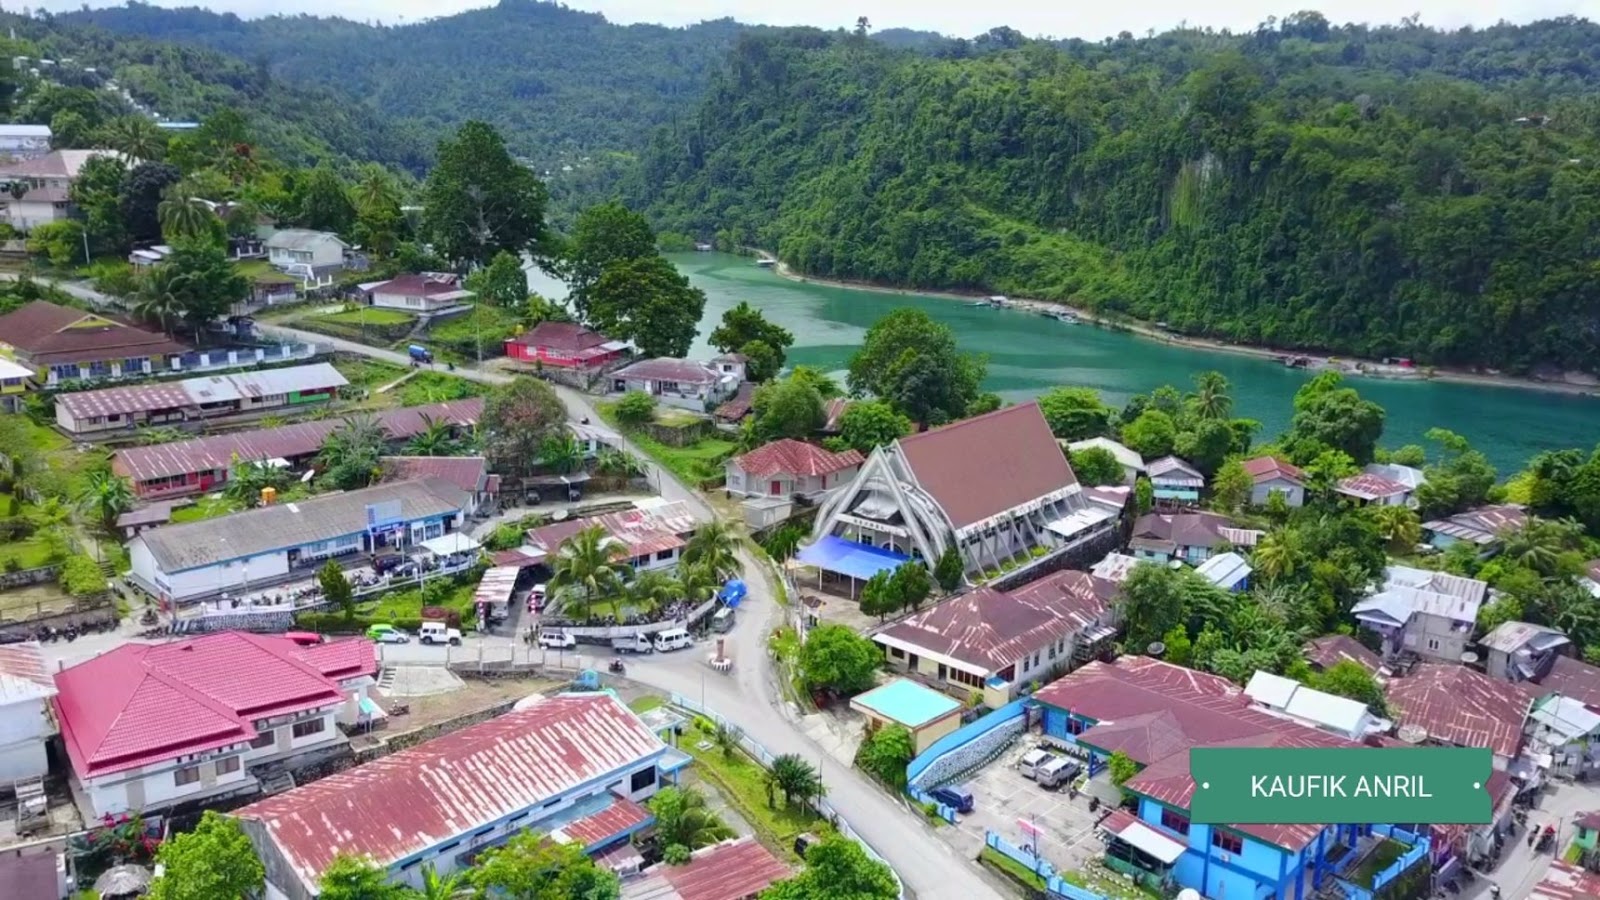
[1037,757,1081,790]
[538,630,577,649]
[1018,748,1057,781]
[418,621,462,646]
[365,624,410,644]
[529,584,547,612]
[372,554,405,575]
[653,628,692,653]
[929,784,975,814]
[611,634,654,654]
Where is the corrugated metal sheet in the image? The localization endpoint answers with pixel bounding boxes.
[235,693,665,891]
[1385,663,1535,758]
[59,363,346,423]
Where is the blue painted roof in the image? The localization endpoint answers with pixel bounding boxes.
[795,535,910,580]
[852,678,962,728]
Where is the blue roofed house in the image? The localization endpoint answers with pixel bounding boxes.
[1147,455,1204,507]
[804,403,1115,591]
[849,678,964,754]
[1034,657,1430,900]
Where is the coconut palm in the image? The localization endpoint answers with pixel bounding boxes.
[676,561,721,605]
[100,115,166,160]
[539,433,585,474]
[77,470,134,531]
[625,568,680,616]
[595,447,644,478]
[415,864,470,900]
[158,194,216,240]
[1252,530,1303,582]
[1188,371,1233,420]
[405,414,457,457]
[683,520,739,580]
[317,415,389,489]
[648,787,735,851]
[352,163,400,212]
[224,456,289,508]
[131,268,186,335]
[1501,518,1580,578]
[769,754,821,808]
[547,525,629,618]
[1367,504,1421,551]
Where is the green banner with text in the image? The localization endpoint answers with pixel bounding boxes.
[1188,747,1493,824]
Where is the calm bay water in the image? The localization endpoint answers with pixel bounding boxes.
[528,252,1600,473]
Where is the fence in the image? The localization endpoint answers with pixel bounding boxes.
[983,832,1109,900]
[906,698,1030,790]
[668,693,905,900]
[544,597,720,640]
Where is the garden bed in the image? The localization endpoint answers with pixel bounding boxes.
[595,401,736,485]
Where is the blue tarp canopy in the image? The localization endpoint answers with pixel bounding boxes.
[795,535,911,581]
[720,578,747,607]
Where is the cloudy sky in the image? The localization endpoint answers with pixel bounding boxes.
[31,0,1598,38]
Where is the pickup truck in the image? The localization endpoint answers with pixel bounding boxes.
[611,634,654,654]
[418,621,463,646]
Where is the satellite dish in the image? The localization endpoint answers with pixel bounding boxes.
[1178,891,1202,900]
[1147,641,1166,658]
[1397,724,1428,744]
[1460,651,1479,665]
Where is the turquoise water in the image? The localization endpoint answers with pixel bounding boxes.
[528,253,1600,473]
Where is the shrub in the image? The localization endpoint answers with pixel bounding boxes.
[614,390,657,428]
[59,554,106,597]
[0,516,37,541]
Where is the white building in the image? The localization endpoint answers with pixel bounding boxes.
[127,477,468,603]
[610,357,743,413]
[53,632,376,818]
[0,124,52,160]
[1352,565,1487,662]
[0,149,129,230]
[360,273,474,314]
[0,643,56,783]
[266,230,349,287]
[1244,670,1390,741]
[724,439,864,500]
[235,693,690,900]
[1242,456,1306,508]
[1066,437,1144,485]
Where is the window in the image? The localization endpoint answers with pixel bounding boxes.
[655,549,673,561]
[1426,638,1441,651]
[630,768,656,793]
[1065,717,1088,736]
[1160,808,1190,836]
[889,647,904,659]
[1212,829,1244,854]
[250,729,275,750]
[174,765,200,787]
[215,755,240,776]
[292,718,326,739]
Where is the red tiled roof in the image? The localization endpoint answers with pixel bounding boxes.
[1032,657,1355,851]
[1536,656,1600,710]
[558,797,652,848]
[365,273,465,299]
[112,399,483,483]
[877,569,1116,674]
[0,301,186,365]
[896,402,1076,530]
[380,456,488,495]
[1384,663,1535,758]
[1242,456,1304,485]
[614,357,721,385]
[732,439,863,479]
[1337,472,1410,500]
[53,632,375,777]
[1532,861,1600,900]
[509,320,611,352]
[234,694,665,890]
[1302,635,1382,674]
[656,837,791,900]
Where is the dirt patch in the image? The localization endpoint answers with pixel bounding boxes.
[376,675,565,731]
[0,583,76,621]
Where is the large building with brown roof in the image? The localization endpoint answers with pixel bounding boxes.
[805,402,1111,582]
[1384,662,1536,764]
[0,149,130,230]
[874,568,1119,706]
[0,300,187,385]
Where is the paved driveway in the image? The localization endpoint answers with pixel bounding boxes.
[941,739,1110,872]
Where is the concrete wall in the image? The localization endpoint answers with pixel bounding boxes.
[0,697,49,781]
[906,699,1029,791]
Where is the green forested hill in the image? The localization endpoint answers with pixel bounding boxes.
[6,12,425,170]
[54,0,752,165]
[634,20,1600,374]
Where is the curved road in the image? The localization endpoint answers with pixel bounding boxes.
[259,322,1005,900]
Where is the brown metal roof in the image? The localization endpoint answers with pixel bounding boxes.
[895,402,1076,530]
[234,694,665,891]
[112,399,483,483]
[637,837,791,900]
[1536,656,1600,710]
[1531,861,1600,900]
[614,357,721,385]
[1130,511,1235,550]
[731,439,863,479]
[57,381,193,419]
[509,320,611,352]
[1336,472,1410,500]
[1242,456,1304,485]
[379,456,488,495]
[0,300,186,364]
[1385,663,1535,758]
[1302,635,1381,674]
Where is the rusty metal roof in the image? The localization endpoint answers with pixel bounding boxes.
[1384,663,1536,758]
[1302,635,1381,674]
[57,363,346,422]
[234,693,666,892]
[623,837,791,900]
[0,641,54,703]
[1531,860,1600,899]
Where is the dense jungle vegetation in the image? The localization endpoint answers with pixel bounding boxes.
[632,17,1600,374]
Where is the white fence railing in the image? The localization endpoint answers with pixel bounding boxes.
[668,693,906,900]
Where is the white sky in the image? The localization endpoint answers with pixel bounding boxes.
[30,0,1600,39]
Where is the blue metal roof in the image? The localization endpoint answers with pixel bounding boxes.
[795,535,911,580]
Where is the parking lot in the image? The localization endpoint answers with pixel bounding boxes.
[936,738,1113,870]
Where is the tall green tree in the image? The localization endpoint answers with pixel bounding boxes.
[318,855,412,900]
[648,787,734,854]
[761,834,897,900]
[77,470,134,532]
[70,155,129,255]
[466,250,530,307]
[1118,563,1187,652]
[148,811,265,900]
[471,831,620,900]
[798,624,881,695]
[847,308,984,426]
[709,301,795,380]
[296,164,356,234]
[480,378,566,477]
[585,255,705,358]
[99,115,167,160]
[1037,386,1112,440]
[423,120,550,268]
[563,200,658,314]
[752,375,824,441]
[118,162,182,243]
[548,525,629,617]
[836,400,910,454]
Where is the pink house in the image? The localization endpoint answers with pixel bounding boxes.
[504,321,628,369]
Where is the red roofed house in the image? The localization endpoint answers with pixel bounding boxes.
[1032,657,1424,900]
[874,568,1120,707]
[1302,635,1382,674]
[504,321,628,369]
[0,299,188,387]
[234,693,688,899]
[805,402,1112,586]
[361,272,474,314]
[1384,662,1536,767]
[53,632,377,818]
[724,439,863,501]
[622,836,790,900]
[524,501,699,575]
[1242,456,1306,507]
[1532,860,1600,900]
[380,455,496,516]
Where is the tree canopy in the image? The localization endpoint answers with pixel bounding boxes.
[847,308,985,426]
[423,120,551,268]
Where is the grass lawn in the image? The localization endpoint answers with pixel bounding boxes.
[678,727,823,861]
[0,536,55,570]
[170,497,243,524]
[595,401,736,484]
[629,696,664,714]
[333,357,409,391]
[979,846,1049,890]
[1349,838,1408,890]
[232,259,274,280]
[394,371,489,407]
[427,303,524,344]
[316,306,416,327]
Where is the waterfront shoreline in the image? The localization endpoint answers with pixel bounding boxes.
[756,254,1600,399]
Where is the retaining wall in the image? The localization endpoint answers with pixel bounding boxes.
[906,698,1029,790]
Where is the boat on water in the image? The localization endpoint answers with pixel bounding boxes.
[986,295,1009,308]
[1054,311,1080,324]
[755,258,777,268]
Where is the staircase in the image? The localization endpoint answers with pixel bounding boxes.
[255,768,296,796]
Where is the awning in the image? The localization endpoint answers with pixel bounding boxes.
[1153,488,1200,500]
[1102,809,1186,864]
[419,532,481,555]
[796,535,911,580]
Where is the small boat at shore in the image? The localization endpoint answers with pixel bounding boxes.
[1054,311,1079,324]
[755,258,776,268]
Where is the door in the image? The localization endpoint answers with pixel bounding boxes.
[770,480,783,496]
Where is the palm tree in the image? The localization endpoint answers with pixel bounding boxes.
[649,787,735,850]
[1501,520,1571,577]
[352,163,400,212]
[676,561,721,605]
[547,525,629,618]
[101,115,165,160]
[131,268,186,335]
[415,864,469,900]
[317,415,389,489]
[1188,371,1233,420]
[1252,530,1303,582]
[761,523,805,562]
[1367,504,1421,551]
[158,193,216,240]
[77,470,133,532]
[683,520,739,580]
[625,568,680,616]
[224,456,288,508]
[405,414,456,457]
[769,754,821,808]
[539,433,585,474]
[595,447,643,479]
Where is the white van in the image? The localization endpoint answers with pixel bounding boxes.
[653,628,692,653]
[1037,756,1081,789]
[1017,748,1057,781]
